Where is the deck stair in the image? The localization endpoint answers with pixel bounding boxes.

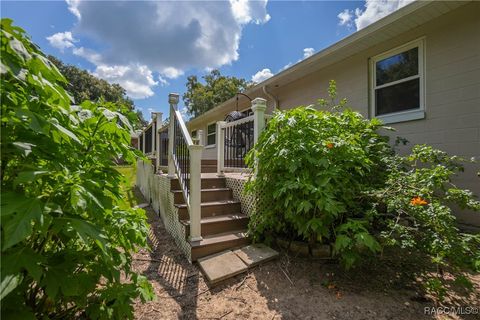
[170,161,249,261]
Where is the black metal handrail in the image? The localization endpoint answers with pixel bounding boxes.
[223,115,254,169]
[159,126,168,166]
[145,125,153,154]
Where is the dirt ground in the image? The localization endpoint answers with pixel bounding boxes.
[132,190,480,320]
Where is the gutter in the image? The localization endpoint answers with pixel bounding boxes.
[262,85,278,111]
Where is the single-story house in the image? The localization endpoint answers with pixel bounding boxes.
[187,0,480,229]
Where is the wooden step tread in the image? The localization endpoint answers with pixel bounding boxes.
[191,230,248,248]
[171,188,231,193]
[180,213,247,225]
[170,176,225,180]
[175,200,240,208]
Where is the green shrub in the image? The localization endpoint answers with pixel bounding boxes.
[371,144,480,297]
[1,19,153,318]
[246,80,480,284]
[245,81,393,268]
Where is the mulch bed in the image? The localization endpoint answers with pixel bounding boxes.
[131,188,480,320]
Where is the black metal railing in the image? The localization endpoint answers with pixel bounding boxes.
[159,127,169,166]
[223,116,254,169]
[173,116,190,198]
[145,125,153,154]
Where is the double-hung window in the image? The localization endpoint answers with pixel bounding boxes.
[206,123,216,146]
[370,39,425,123]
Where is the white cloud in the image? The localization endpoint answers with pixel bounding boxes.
[72,47,102,64]
[278,47,315,73]
[46,32,77,51]
[158,76,169,87]
[72,45,161,99]
[162,67,183,79]
[280,62,293,71]
[93,64,158,99]
[230,0,271,25]
[66,0,81,19]
[58,0,270,100]
[338,0,414,31]
[303,48,315,59]
[179,105,190,121]
[251,68,274,83]
[66,0,270,77]
[337,9,353,27]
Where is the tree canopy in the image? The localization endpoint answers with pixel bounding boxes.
[48,55,147,128]
[182,69,254,118]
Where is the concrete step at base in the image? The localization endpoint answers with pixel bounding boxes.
[172,188,232,205]
[191,230,249,261]
[176,200,241,220]
[181,213,249,237]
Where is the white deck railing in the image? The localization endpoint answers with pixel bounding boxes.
[216,98,267,175]
[167,93,203,242]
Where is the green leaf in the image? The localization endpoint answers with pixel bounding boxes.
[2,309,36,320]
[1,196,43,250]
[0,274,23,300]
[355,232,380,252]
[64,218,107,252]
[334,235,351,252]
[12,142,35,156]
[13,170,49,186]
[2,248,45,282]
[50,120,81,143]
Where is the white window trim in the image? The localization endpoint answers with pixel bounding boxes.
[369,37,426,124]
[206,122,216,147]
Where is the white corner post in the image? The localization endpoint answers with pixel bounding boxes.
[167,93,179,178]
[153,112,163,172]
[252,98,267,144]
[189,144,203,242]
[252,98,267,176]
[216,121,226,177]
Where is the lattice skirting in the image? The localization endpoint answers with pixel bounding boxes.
[224,175,272,219]
[136,160,191,261]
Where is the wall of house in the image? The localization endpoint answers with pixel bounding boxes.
[268,3,480,227]
[188,2,480,227]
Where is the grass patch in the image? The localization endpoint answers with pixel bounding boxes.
[116,165,141,208]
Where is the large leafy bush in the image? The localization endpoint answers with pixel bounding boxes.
[246,81,480,284]
[1,19,153,318]
[246,81,392,267]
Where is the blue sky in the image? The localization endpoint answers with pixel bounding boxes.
[2,0,410,120]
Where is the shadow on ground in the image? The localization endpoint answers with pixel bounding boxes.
[131,187,480,320]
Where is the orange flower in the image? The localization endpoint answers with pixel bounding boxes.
[326,143,334,149]
[410,196,428,206]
